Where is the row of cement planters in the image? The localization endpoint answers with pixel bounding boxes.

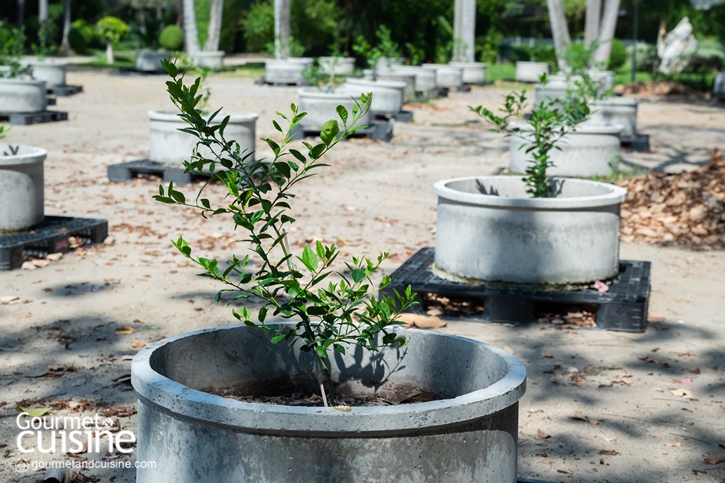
[131,323,527,483]
[0,145,46,232]
[135,50,225,72]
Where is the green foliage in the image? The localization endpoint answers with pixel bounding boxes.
[96,17,130,45]
[478,28,503,63]
[353,25,402,68]
[562,42,596,74]
[32,26,55,61]
[470,74,590,198]
[69,20,98,54]
[302,63,344,91]
[159,25,184,50]
[0,23,30,79]
[0,124,8,141]
[154,59,416,407]
[241,0,274,53]
[195,0,212,48]
[607,39,627,71]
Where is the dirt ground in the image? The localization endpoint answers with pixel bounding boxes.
[1,69,724,483]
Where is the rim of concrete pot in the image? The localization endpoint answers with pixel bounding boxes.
[591,97,639,106]
[131,323,527,434]
[272,57,314,64]
[148,110,259,124]
[345,78,406,90]
[434,175,627,210]
[318,56,355,62]
[516,61,549,67]
[422,64,462,70]
[0,144,47,166]
[27,58,68,67]
[298,87,359,99]
[0,77,46,88]
[449,61,487,68]
[509,120,624,137]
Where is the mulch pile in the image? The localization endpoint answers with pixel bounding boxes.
[616,148,725,250]
[613,81,710,99]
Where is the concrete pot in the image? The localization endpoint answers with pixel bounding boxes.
[135,50,172,73]
[362,69,374,81]
[589,97,639,138]
[148,110,257,166]
[590,70,614,92]
[422,64,464,88]
[0,144,46,232]
[298,88,372,130]
[714,72,725,101]
[515,61,550,83]
[318,57,355,76]
[29,59,67,87]
[533,80,570,106]
[344,78,405,116]
[191,51,224,69]
[434,176,626,284]
[0,78,47,113]
[375,57,404,69]
[449,62,487,84]
[390,65,437,94]
[265,58,314,84]
[374,71,417,102]
[509,121,623,178]
[131,322,526,483]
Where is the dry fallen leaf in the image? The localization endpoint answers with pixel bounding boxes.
[542,351,555,359]
[115,326,135,335]
[670,388,694,399]
[599,450,619,455]
[665,442,682,447]
[398,313,446,329]
[704,454,725,465]
[0,296,20,305]
[19,313,32,319]
[131,342,146,349]
[568,414,600,425]
[537,428,550,439]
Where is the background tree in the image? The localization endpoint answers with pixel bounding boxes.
[96,16,129,63]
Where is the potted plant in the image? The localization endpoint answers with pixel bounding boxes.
[0,124,47,232]
[148,57,257,167]
[437,79,627,284]
[515,61,550,83]
[134,25,178,74]
[95,16,130,65]
[265,36,314,84]
[352,31,417,102]
[344,77,406,117]
[28,27,69,88]
[318,37,356,76]
[0,23,47,114]
[130,61,527,482]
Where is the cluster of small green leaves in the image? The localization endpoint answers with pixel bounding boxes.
[470,73,590,198]
[302,63,344,92]
[153,59,416,406]
[31,26,54,61]
[352,25,402,69]
[0,23,30,79]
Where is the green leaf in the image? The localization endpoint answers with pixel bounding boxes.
[307,306,327,316]
[351,268,365,284]
[274,162,291,178]
[319,120,340,145]
[271,334,286,344]
[310,143,327,159]
[298,246,319,272]
[336,105,348,125]
[289,149,306,163]
[17,406,52,417]
[333,344,346,355]
[258,307,267,322]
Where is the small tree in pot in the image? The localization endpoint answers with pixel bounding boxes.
[153,60,416,406]
[0,23,30,78]
[96,17,129,65]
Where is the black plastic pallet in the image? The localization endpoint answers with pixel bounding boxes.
[621,134,650,153]
[0,216,108,271]
[375,110,413,123]
[254,77,309,87]
[47,85,83,97]
[290,120,393,143]
[380,248,651,332]
[456,85,472,93]
[0,110,68,125]
[46,97,57,106]
[107,158,209,185]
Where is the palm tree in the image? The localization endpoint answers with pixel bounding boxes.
[274,0,291,58]
[547,0,571,69]
[593,0,622,65]
[182,0,201,53]
[204,0,224,51]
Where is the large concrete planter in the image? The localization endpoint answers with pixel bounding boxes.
[374,71,417,102]
[29,59,67,87]
[345,78,405,116]
[319,57,355,76]
[533,80,569,106]
[0,78,47,113]
[148,110,257,166]
[265,58,314,84]
[376,57,404,69]
[298,88,372,130]
[434,176,626,284]
[714,72,725,101]
[131,322,526,483]
[515,62,550,83]
[509,121,623,177]
[449,62,487,84]
[422,64,464,88]
[191,51,224,69]
[390,65,437,94]
[362,69,374,81]
[135,50,171,73]
[589,97,639,138]
[0,144,46,232]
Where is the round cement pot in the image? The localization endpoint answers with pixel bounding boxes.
[362,69,374,81]
[0,144,46,232]
[390,65,437,94]
[29,59,67,87]
[375,56,404,70]
[449,62,487,84]
[345,78,405,116]
[515,61,550,83]
[533,80,570,106]
[509,121,623,178]
[265,58,314,84]
[298,88,372,130]
[191,51,224,69]
[148,110,257,166]
[0,78,47,113]
[590,70,614,92]
[422,64,464,88]
[374,71,417,102]
[318,57,355,76]
[135,50,172,73]
[714,72,725,101]
[434,176,626,284]
[131,322,526,483]
[589,97,639,138]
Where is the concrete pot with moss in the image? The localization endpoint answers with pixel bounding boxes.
[0,78,48,113]
[434,176,626,284]
[192,51,225,69]
[515,61,549,83]
[265,58,314,84]
[29,59,68,87]
[345,78,405,116]
[0,144,46,232]
[132,323,527,483]
[319,57,355,76]
[135,50,172,73]
[298,88,372,130]
[449,62,487,85]
[374,70,417,102]
[422,64,463,88]
[390,65,437,95]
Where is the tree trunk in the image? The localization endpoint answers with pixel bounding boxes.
[205,0,224,52]
[176,0,183,27]
[547,0,571,69]
[106,41,114,64]
[593,0,621,66]
[274,0,291,58]
[453,0,476,62]
[17,0,26,29]
[60,0,71,53]
[584,0,602,48]
[39,0,48,42]
[182,0,201,53]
